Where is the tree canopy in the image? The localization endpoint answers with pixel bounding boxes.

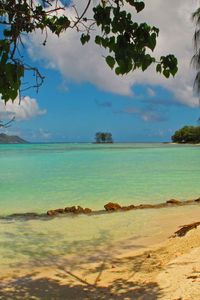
[0,0,178,103]
[171,126,200,144]
[95,132,113,143]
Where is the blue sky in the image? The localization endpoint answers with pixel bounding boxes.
[1,0,200,142]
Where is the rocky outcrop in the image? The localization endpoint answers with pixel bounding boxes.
[173,222,200,237]
[104,202,122,211]
[166,199,181,204]
[47,206,92,216]
[121,205,136,211]
[2,197,199,221]
[136,204,155,209]
[46,197,200,217]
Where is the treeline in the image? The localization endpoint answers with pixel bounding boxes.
[172,126,200,143]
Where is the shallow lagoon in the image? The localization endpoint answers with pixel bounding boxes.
[0,143,199,214]
[0,143,199,271]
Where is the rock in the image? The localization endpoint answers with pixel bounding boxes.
[183,199,194,204]
[121,205,135,211]
[104,202,122,211]
[155,203,167,208]
[136,204,155,209]
[166,199,181,204]
[55,208,65,213]
[64,206,92,214]
[64,206,76,213]
[47,210,58,216]
[84,208,92,213]
[195,197,200,202]
[172,221,200,237]
[75,206,84,213]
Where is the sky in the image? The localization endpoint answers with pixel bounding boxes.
[0,0,200,142]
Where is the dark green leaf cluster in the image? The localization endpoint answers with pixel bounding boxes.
[0,0,70,102]
[91,0,178,77]
[0,39,24,101]
[95,132,113,143]
[157,55,178,78]
[171,126,200,144]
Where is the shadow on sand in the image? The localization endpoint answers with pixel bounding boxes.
[0,270,163,300]
[0,218,165,299]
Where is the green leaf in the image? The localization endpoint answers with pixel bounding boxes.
[134,2,145,13]
[163,69,170,78]
[148,33,157,51]
[80,34,90,45]
[106,56,115,69]
[95,36,102,45]
[170,66,178,77]
[156,64,162,73]
[115,67,121,75]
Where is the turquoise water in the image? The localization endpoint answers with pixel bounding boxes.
[0,143,199,215]
[0,143,200,273]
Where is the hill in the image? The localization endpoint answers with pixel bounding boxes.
[0,133,28,144]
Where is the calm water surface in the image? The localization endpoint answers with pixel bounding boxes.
[0,143,199,214]
[0,143,199,271]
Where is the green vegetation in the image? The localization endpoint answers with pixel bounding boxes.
[171,126,200,144]
[95,132,113,143]
[0,0,178,102]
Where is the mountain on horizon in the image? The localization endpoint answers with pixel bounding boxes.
[0,133,28,144]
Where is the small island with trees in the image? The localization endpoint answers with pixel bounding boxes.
[95,132,113,144]
[171,125,200,144]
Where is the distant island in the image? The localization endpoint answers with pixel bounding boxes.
[95,132,113,143]
[0,133,28,144]
[171,125,200,144]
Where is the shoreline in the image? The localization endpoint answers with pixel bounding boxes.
[1,207,200,299]
[0,197,199,220]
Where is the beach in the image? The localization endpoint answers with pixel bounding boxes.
[0,210,200,299]
[0,143,199,299]
[1,0,200,297]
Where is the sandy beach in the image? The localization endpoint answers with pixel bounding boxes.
[0,144,199,299]
[0,218,200,300]
[1,0,200,297]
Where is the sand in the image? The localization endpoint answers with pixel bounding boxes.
[0,223,200,299]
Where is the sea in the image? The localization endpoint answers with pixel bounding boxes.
[0,143,200,271]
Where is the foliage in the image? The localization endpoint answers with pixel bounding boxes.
[0,0,178,103]
[171,126,200,144]
[95,132,113,143]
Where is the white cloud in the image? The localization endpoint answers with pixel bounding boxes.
[123,106,167,122]
[0,96,46,121]
[27,0,199,107]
